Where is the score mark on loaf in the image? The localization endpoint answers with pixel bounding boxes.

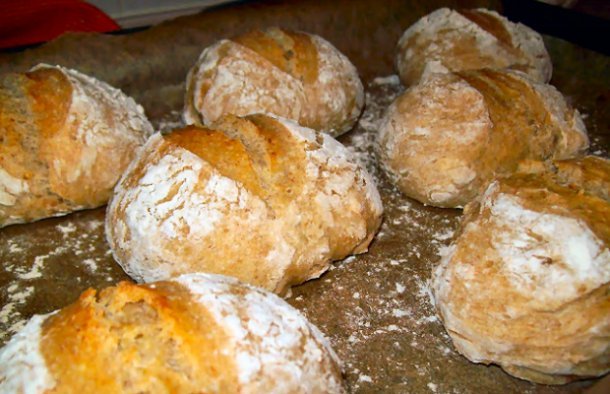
[395,8,552,86]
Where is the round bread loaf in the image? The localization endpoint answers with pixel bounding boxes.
[377,68,588,208]
[396,8,552,86]
[106,113,382,294]
[0,273,344,393]
[432,156,610,384]
[0,64,153,228]
[183,27,364,137]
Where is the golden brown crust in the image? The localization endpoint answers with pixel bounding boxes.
[0,273,343,393]
[231,114,307,209]
[1,82,39,207]
[0,65,153,227]
[164,125,265,199]
[503,157,610,245]
[1,71,74,222]
[233,28,319,85]
[163,116,309,211]
[41,281,239,393]
[456,69,557,171]
[457,9,513,49]
[553,156,610,201]
[25,68,73,139]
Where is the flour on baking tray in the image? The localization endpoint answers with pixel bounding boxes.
[1,216,111,343]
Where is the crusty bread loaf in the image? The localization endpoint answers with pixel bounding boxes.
[0,64,153,228]
[377,68,588,208]
[106,113,382,294]
[183,27,364,137]
[396,8,552,86]
[432,156,610,384]
[0,273,344,393]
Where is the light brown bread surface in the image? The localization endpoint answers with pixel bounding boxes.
[0,64,153,228]
[105,114,383,294]
[432,156,610,384]
[183,27,364,137]
[395,8,552,86]
[0,273,344,393]
[377,68,588,208]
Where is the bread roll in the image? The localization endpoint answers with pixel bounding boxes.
[106,114,382,294]
[432,156,610,384]
[183,27,364,137]
[396,8,552,86]
[0,64,153,227]
[0,273,344,393]
[377,68,588,208]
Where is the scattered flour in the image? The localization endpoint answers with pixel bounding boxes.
[1,216,118,344]
[80,259,99,273]
[16,256,48,280]
[358,375,373,383]
[156,110,185,133]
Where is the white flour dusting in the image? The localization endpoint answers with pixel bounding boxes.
[176,273,343,393]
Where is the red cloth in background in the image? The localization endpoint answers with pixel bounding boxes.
[0,0,119,50]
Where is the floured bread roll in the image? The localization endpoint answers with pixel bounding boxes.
[0,273,344,393]
[106,114,382,294]
[432,156,610,384]
[0,64,153,228]
[396,8,552,86]
[377,68,588,208]
[183,27,364,137]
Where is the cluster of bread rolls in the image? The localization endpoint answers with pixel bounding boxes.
[379,8,588,209]
[0,64,153,227]
[0,25,379,391]
[106,114,382,295]
[1,27,366,227]
[0,273,344,393]
[2,3,608,390]
[380,7,609,385]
